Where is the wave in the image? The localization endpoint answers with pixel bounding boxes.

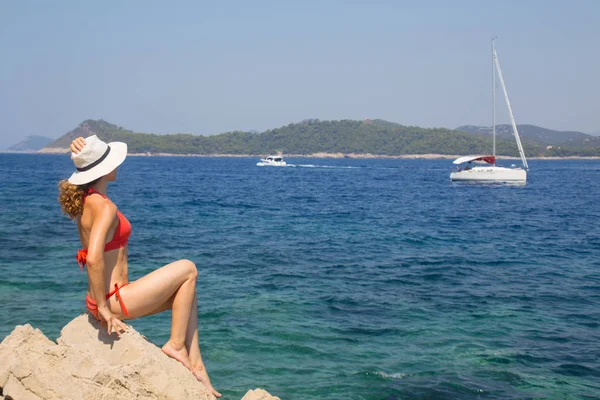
[369,371,407,379]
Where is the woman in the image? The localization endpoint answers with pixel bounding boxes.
[58,135,221,398]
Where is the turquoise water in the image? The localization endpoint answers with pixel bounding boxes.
[1,154,599,399]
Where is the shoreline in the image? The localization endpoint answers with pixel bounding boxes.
[4,149,600,160]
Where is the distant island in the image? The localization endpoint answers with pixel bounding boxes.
[35,119,600,157]
[456,124,600,152]
[8,135,54,151]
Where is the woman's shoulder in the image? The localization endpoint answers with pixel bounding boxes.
[84,193,118,218]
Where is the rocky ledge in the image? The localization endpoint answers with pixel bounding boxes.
[0,315,279,400]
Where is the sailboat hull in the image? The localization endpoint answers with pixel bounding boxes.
[450,166,526,182]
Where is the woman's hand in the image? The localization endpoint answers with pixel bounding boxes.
[70,137,86,154]
[97,305,129,337]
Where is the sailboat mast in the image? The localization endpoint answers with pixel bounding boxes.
[492,38,496,161]
[493,47,529,170]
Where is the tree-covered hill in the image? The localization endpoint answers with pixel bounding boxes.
[42,119,600,157]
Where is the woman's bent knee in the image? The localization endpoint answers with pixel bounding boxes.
[180,259,198,280]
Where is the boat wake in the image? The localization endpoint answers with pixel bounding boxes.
[287,164,359,169]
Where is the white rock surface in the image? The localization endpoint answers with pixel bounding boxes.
[0,314,280,400]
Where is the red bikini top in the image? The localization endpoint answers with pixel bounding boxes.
[76,188,131,269]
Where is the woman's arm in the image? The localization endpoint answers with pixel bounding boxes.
[85,198,117,310]
[86,198,128,335]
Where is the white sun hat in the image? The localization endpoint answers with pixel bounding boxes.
[68,135,128,185]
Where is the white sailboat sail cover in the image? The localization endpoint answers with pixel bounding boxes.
[452,155,496,165]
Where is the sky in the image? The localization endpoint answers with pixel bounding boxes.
[1,0,599,148]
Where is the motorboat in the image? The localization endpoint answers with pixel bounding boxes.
[257,155,287,166]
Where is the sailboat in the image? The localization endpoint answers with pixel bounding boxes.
[450,39,528,182]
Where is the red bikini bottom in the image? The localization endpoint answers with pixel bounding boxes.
[86,283,129,320]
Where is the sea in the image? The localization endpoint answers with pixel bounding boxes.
[1,154,599,399]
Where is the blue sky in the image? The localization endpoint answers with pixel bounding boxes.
[1,0,598,148]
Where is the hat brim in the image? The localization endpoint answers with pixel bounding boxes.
[68,142,128,185]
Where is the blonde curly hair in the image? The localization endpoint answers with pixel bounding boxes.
[57,178,99,219]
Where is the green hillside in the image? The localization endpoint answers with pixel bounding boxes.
[44,119,600,157]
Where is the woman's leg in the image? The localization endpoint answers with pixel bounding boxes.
[185,291,221,397]
[108,259,220,396]
[109,259,198,369]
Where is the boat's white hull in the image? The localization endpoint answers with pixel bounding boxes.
[257,161,287,167]
[450,166,526,182]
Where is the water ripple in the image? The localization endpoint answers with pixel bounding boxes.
[1,155,599,399]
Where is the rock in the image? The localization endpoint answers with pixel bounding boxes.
[0,314,280,400]
[0,322,113,400]
[241,388,281,400]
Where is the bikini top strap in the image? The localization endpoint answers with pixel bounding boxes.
[85,188,108,199]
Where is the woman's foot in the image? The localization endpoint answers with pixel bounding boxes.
[192,363,221,398]
[161,340,192,370]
